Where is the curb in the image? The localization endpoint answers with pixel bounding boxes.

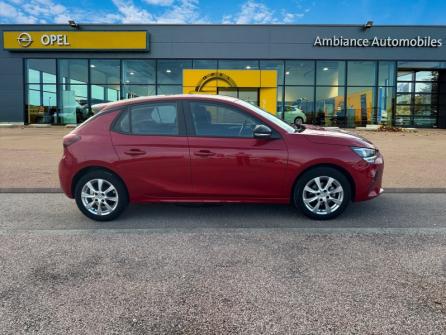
[0,188,446,194]
[0,188,62,193]
[385,188,446,193]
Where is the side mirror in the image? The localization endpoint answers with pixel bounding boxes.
[253,124,272,139]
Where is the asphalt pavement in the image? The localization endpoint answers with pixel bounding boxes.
[0,193,445,334]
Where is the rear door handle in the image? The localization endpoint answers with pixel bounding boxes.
[194,150,216,157]
[124,148,146,156]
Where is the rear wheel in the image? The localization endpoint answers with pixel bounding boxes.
[294,167,351,220]
[74,170,128,221]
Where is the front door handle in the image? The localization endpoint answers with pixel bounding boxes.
[194,150,216,157]
[124,148,146,156]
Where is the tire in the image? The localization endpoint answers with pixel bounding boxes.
[294,167,351,220]
[74,170,128,221]
[294,117,304,126]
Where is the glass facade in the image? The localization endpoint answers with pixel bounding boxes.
[24,58,445,128]
[396,69,439,127]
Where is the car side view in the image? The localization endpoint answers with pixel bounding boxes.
[59,94,384,221]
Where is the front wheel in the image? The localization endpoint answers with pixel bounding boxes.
[74,171,128,221]
[294,167,351,220]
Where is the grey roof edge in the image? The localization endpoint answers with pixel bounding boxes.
[1,23,446,28]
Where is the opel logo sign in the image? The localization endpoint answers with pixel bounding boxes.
[17,32,33,47]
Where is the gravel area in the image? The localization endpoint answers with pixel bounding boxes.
[0,231,445,334]
[1,127,445,189]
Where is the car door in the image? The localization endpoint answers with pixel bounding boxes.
[184,99,289,200]
[110,100,191,200]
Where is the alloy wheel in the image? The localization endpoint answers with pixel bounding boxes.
[302,176,344,215]
[80,178,119,216]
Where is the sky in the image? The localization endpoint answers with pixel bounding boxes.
[0,0,445,25]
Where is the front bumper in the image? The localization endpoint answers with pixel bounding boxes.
[353,152,384,202]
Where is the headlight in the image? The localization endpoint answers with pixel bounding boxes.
[352,147,377,163]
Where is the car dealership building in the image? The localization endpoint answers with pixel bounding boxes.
[1,23,445,128]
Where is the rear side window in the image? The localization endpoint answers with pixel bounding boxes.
[113,111,130,133]
[131,103,178,136]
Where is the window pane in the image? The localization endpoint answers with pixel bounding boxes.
[157,60,192,84]
[397,82,413,93]
[378,61,396,86]
[415,82,434,93]
[28,69,41,84]
[26,59,56,83]
[157,85,182,95]
[394,116,411,126]
[260,60,284,85]
[413,117,437,127]
[26,84,57,124]
[397,94,411,104]
[238,88,258,106]
[347,61,376,86]
[123,85,156,99]
[59,59,88,84]
[397,71,413,81]
[283,86,314,124]
[414,105,437,116]
[218,60,259,70]
[315,86,345,126]
[377,86,394,126]
[91,84,120,105]
[396,105,411,115]
[43,83,57,93]
[416,71,438,82]
[347,87,376,126]
[193,60,217,69]
[285,60,315,85]
[190,101,260,138]
[414,94,434,105]
[60,85,90,124]
[398,61,446,69]
[316,61,345,86]
[91,60,120,84]
[122,60,155,85]
[42,72,56,84]
[131,103,178,135]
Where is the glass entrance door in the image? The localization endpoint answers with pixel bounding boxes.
[218,88,259,106]
[396,70,439,127]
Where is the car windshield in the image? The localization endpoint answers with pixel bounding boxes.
[237,100,295,133]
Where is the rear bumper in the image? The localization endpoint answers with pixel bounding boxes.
[59,154,75,198]
[353,152,384,202]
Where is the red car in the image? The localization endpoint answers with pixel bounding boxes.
[59,94,384,221]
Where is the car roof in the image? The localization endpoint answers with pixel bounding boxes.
[97,94,240,112]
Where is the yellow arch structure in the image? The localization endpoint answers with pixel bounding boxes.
[183,69,278,115]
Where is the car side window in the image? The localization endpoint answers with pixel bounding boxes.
[131,103,178,136]
[189,101,261,138]
[113,110,130,133]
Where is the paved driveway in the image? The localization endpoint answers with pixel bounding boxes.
[0,193,445,334]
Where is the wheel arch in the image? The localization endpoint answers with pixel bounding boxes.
[290,163,356,203]
[71,166,129,199]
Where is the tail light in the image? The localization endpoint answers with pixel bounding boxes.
[63,134,81,148]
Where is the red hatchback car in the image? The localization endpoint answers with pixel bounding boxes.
[59,94,384,221]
